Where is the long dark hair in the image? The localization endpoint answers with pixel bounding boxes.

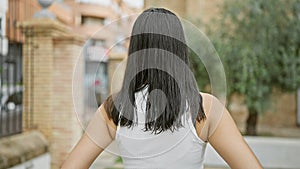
[104,8,205,134]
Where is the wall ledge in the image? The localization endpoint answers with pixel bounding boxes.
[0,131,48,169]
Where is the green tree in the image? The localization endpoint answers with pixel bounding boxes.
[192,0,300,135]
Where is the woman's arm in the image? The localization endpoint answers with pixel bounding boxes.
[61,133,104,169]
[61,105,116,169]
[199,93,263,169]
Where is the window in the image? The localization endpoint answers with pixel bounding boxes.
[81,16,105,26]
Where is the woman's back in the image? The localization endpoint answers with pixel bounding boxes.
[61,7,263,169]
[116,86,207,169]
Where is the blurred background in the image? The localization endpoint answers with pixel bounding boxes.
[0,0,299,169]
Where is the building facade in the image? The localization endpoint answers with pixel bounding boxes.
[0,0,141,168]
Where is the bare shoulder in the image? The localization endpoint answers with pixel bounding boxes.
[194,92,216,138]
[98,104,117,132]
[199,92,223,117]
[195,92,225,140]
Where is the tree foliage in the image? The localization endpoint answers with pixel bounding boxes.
[191,0,300,135]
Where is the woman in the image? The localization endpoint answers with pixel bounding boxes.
[62,8,263,169]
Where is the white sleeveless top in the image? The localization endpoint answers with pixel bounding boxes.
[115,87,208,169]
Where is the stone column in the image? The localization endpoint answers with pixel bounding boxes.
[19,19,84,169]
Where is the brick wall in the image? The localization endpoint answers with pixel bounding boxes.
[229,91,297,131]
[144,0,186,17]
